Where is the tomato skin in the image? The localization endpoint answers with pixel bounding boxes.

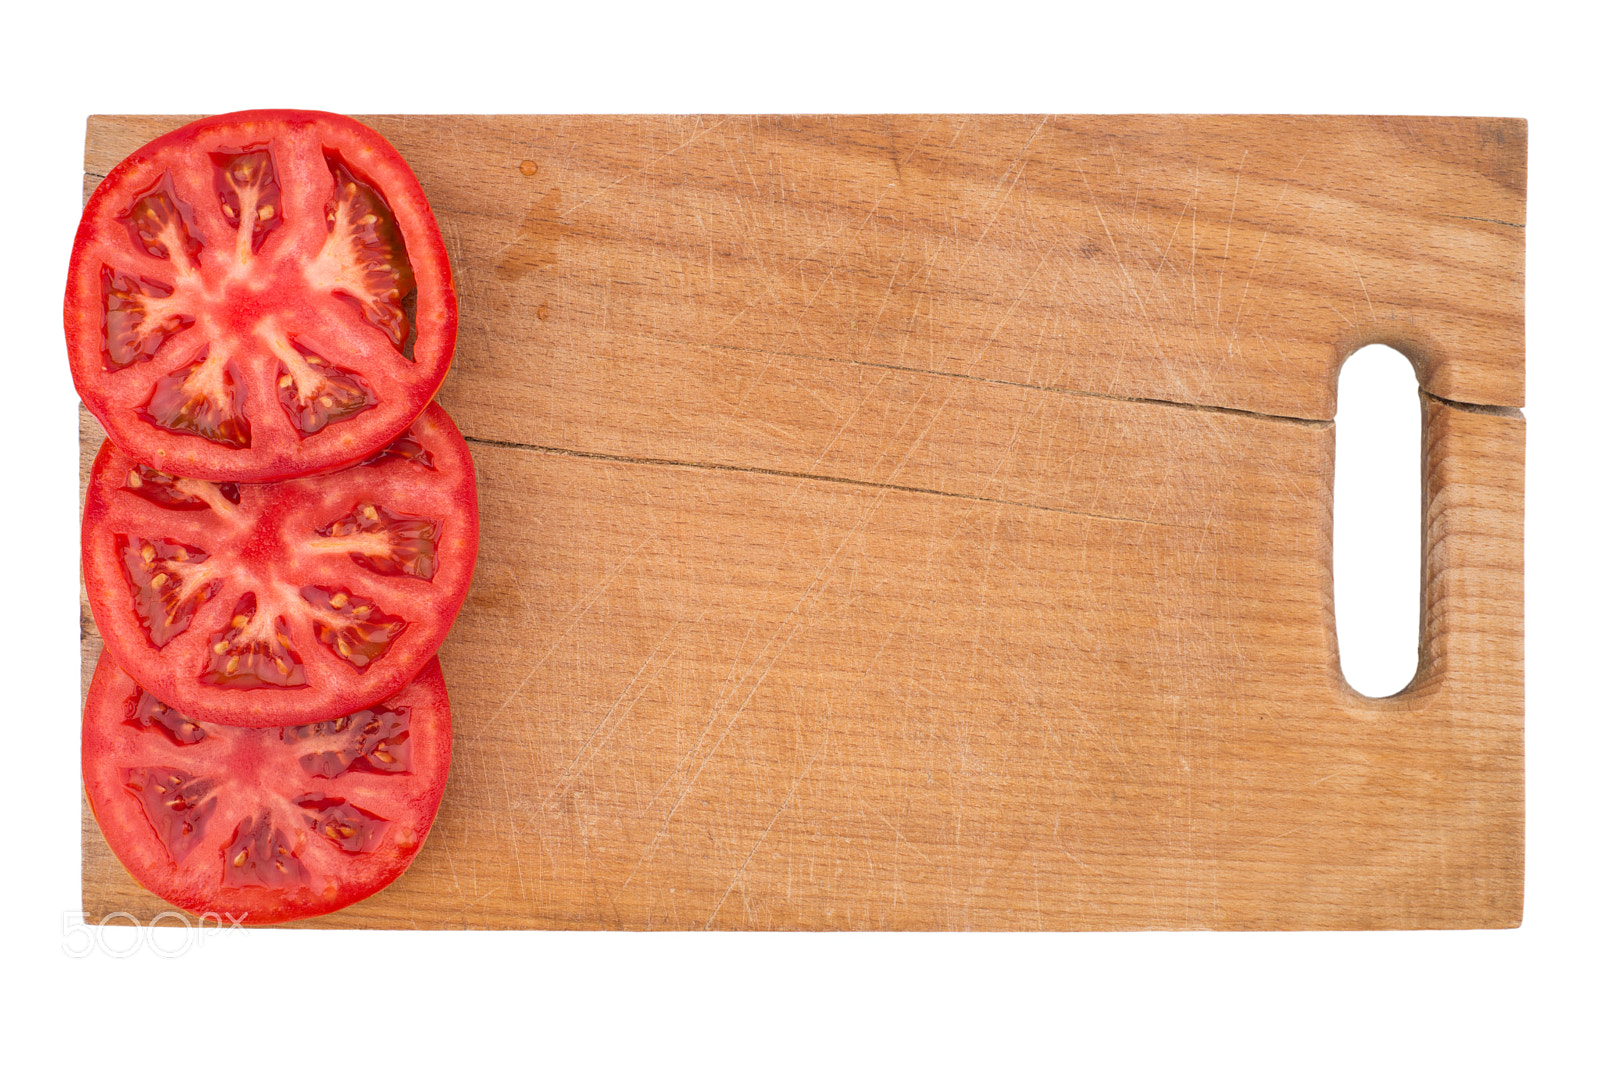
[83,403,479,727]
[83,651,451,926]
[65,110,457,483]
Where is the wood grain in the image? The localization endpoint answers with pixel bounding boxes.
[80,116,1524,929]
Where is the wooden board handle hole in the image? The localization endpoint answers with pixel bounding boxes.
[1334,344,1423,697]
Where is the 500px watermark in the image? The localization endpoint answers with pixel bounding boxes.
[63,910,249,958]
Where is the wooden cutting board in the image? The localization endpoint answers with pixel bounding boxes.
[80,115,1525,930]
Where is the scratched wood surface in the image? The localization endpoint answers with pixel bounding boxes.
[80,116,1525,929]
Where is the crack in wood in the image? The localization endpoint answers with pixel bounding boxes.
[462,435,1198,529]
[714,342,1336,426]
[1421,390,1525,419]
[1449,214,1526,229]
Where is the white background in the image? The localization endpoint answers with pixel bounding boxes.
[3,2,1593,1060]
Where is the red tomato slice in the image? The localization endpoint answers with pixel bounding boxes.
[83,403,478,726]
[83,650,451,925]
[65,110,457,482]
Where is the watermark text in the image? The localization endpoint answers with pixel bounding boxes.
[63,909,248,958]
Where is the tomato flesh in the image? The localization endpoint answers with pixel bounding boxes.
[83,403,478,727]
[317,152,418,349]
[144,350,252,447]
[201,592,309,689]
[83,652,451,925]
[210,149,283,255]
[102,267,191,372]
[66,110,457,482]
[118,534,215,647]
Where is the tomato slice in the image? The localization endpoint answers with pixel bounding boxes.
[65,110,457,482]
[83,403,478,726]
[82,651,451,925]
